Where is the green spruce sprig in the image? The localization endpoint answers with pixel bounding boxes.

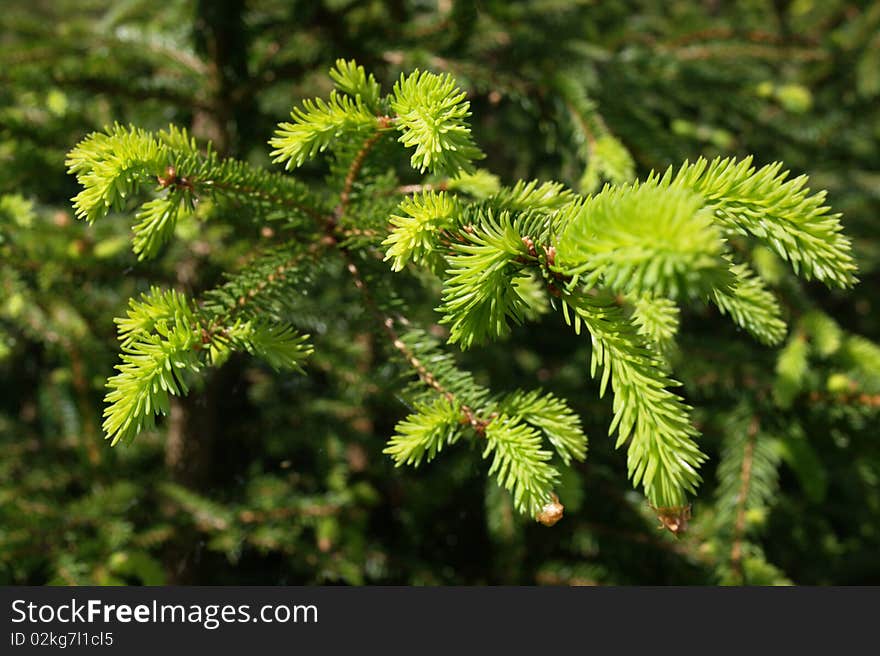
[68,60,858,530]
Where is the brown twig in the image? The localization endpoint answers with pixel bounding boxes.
[338,245,488,434]
[338,116,393,215]
[730,415,759,582]
[331,128,489,434]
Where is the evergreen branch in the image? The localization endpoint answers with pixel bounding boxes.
[115,287,194,350]
[195,158,325,224]
[438,211,533,348]
[131,190,193,260]
[66,124,169,224]
[341,188,577,521]
[383,397,463,466]
[496,389,587,465]
[102,288,201,446]
[390,69,484,175]
[555,183,728,299]
[394,329,491,414]
[329,58,382,110]
[200,244,319,323]
[654,157,857,287]
[321,118,490,432]
[711,262,787,346]
[562,291,705,513]
[269,91,382,170]
[382,191,461,272]
[342,239,491,433]
[224,321,313,372]
[483,416,559,516]
[67,125,323,259]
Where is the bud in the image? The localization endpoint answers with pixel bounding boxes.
[651,504,691,536]
[536,493,564,527]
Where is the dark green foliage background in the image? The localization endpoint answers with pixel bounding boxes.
[1,0,879,585]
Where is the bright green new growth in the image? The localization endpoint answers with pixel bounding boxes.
[102,286,313,446]
[67,124,318,260]
[390,70,485,175]
[103,287,201,446]
[712,262,787,346]
[438,211,535,348]
[67,124,169,225]
[653,157,857,288]
[68,60,858,526]
[328,59,382,110]
[555,183,727,298]
[382,330,586,516]
[562,293,704,508]
[269,92,380,170]
[383,397,463,466]
[496,390,587,465]
[483,418,559,516]
[383,191,460,272]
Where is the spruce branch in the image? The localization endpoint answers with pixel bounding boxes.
[382,191,461,272]
[483,416,560,516]
[102,287,201,446]
[437,211,541,348]
[200,244,321,324]
[390,69,484,175]
[383,397,463,466]
[711,261,787,346]
[67,125,323,259]
[224,321,313,373]
[496,389,588,465]
[269,92,384,170]
[555,183,728,299]
[329,59,382,111]
[65,59,861,539]
[341,242,571,518]
[330,136,581,520]
[653,156,857,287]
[67,124,169,225]
[561,291,705,512]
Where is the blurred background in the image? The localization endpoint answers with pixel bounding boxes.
[1,0,879,585]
